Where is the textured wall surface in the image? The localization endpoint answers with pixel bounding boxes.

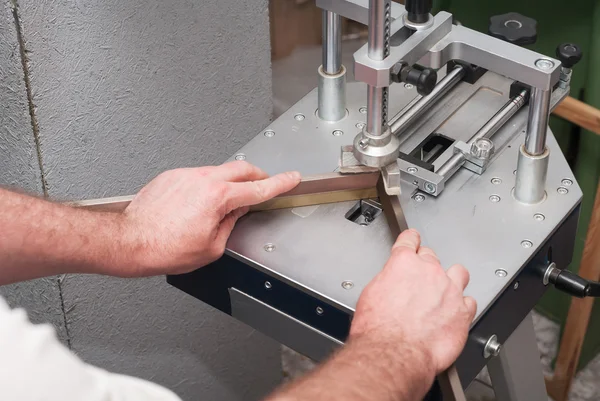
[1,0,281,399]
[0,0,67,343]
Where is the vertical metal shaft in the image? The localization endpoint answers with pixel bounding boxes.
[318,10,346,122]
[366,0,391,137]
[515,87,552,204]
[323,11,342,74]
[524,88,551,155]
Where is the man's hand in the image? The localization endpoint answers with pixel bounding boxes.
[121,161,301,276]
[350,229,477,385]
[265,229,475,401]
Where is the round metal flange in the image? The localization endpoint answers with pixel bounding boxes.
[352,125,401,168]
[483,334,502,359]
[402,13,435,31]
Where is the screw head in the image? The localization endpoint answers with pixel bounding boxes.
[264,243,276,252]
[562,179,573,187]
[407,166,418,174]
[359,138,369,148]
[513,282,520,290]
[359,107,367,114]
[235,154,246,161]
[536,58,555,70]
[521,240,533,248]
[356,122,366,129]
[264,281,272,289]
[491,177,502,185]
[484,335,502,359]
[489,195,501,203]
[316,306,324,315]
[404,83,414,89]
[424,182,436,193]
[534,213,545,221]
[264,130,275,137]
[332,130,344,137]
[414,194,426,202]
[342,281,354,290]
[557,187,569,195]
[513,169,517,175]
[294,114,305,121]
[495,269,508,277]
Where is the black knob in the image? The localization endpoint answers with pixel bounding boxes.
[556,43,583,69]
[391,63,437,96]
[405,0,433,24]
[488,12,537,46]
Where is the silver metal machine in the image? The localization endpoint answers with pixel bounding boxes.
[168,1,585,399]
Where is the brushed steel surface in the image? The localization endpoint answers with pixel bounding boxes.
[225,74,581,324]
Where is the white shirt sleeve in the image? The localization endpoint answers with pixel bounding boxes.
[0,295,182,401]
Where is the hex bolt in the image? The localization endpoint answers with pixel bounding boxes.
[424,182,436,193]
[484,335,502,359]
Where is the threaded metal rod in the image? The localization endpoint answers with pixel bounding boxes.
[365,0,391,137]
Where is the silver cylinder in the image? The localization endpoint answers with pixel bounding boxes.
[524,87,551,156]
[368,0,389,61]
[366,86,385,134]
[322,11,342,74]
[514,145,550,204]
[472,90,528,142]
[318,65,347,121]
[390,66,465,136]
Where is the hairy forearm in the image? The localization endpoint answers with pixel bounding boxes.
[267,335,434,401]
[0,188,133,285]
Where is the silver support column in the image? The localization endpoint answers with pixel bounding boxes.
[318,11,347,122]
[514,88,551,203]
[487,314,548,401]
[353,0,400,167]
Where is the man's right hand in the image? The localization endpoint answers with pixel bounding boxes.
[350,229,477,384]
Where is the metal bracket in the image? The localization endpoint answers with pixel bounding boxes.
[396,158,445,196]
[315,0,405,25]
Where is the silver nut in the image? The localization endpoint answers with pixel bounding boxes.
[470,138,495,160]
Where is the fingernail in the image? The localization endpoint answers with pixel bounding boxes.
[287,171,301,181]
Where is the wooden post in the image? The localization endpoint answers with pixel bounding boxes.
[546,180,600,401]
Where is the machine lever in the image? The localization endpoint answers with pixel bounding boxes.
[544,263,600,298]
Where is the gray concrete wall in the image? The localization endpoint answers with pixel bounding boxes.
[1,0,282,399]
[0,0,68,343]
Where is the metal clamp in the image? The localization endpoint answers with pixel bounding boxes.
[453,138,495,175]
[396,159,445,196]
